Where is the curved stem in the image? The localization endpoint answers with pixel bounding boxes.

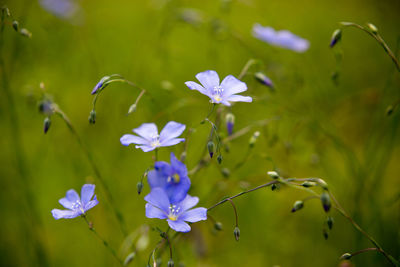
[227,199,238,227]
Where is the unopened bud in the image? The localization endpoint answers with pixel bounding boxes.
[91,76,110,95]
[207,141,215,158]
[44,117,51,134]
[233,227,240,241]
[301,181,316,187]
[254,72,274,88]
[12,20,19,32]
[88,110,96,124]
[127,103,137,114]
[167,259,174,267]
[321,192,331,212]
[221,168,230,178]
[19,28,32,38]
[271,184,279,191]
[180,151,187,162]
[327,216,334,230]
[225,113,235,136]
[123,252,136,266]
[323,228,329,240]
[386,105,394,116]
[367,23,378,34]
[214,222,223,231]
[267,171,279,179]
[340,253,352,260]
[217,154,223,164]
[330,29,342,48]
[249,131,260,148]
[291,200,304,212]
[137,181,144,195]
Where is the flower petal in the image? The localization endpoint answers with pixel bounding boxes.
[58,198,73,209]
[144,188,170,212]
[226,95,252,103]
[135,145,157,152]
[170,153,187,176]
[220,75,247,97]
[179,207,207,223]
[120,134,149,146]
[160,138,185,147]
[178,195,199,212]
[84,195,98,211]
[51,209,80,220]
[195,70,220,89]
[133,123,158,140]
[167,219,191,232]
[147,169,168,189]
[159,121,186,143]
[185,81,207,95]
[166,175,191,204]
[66,189,79,203]
[81,184,95,205]
[145,203,168,219]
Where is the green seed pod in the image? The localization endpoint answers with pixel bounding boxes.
[214,222,223,231]
[88,110,96,124]
[249,131,260,148]
[340,253,352,260]
[127,103,137,114]
[301,181,317,188]
[136,181,144,195]
[327,216,334,230]
[367,23,378,34]
[217,154,223,164]
[12,20,19,32]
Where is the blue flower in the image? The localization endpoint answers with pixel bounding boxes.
[145,188,207,232]
[52,184,98,219]
[39,0,79,20]
[185,70,252,106]
[252,24,310,53]
[148,153,190,204]
[120,121,186,152]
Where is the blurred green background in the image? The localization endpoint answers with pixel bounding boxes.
[1,0,399,266]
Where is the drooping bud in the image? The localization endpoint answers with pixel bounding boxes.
[323,228,329,240]
[330,29,342,48]
[249,131,260,148]
[291,200,304,212]
[214,222,223,231]
[12,20,19,32]
[254,72,274,88]
[207,141,215,158]
[320,192,331,212]
[43,117,51,134]
[127,103,137,114]
[19,28,32,38]
[91,76,110,95]
[167,259,174,267]
[233,227,240,241]
[225,113,235,136]
[267,171,279,179]
[88,110,96,124]
[123,252,136,266]
[271,184,279,191]
[137,181,144,195]
[217,154,223,164]
[38,100,53,116]
[327,216,334,230]
[301,181,317,188]
[367,23,378,34]
[340,253,352,260]
[221,168,230,178]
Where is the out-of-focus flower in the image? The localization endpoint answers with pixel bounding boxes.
[52,184,98,219]
[252,24,310,52]
[145,188,207,232]
[120,121,186,152]
[185,70,252,106]
[39,0,80,20]
[148,153,191,204]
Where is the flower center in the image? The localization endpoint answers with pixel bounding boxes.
[167,173,181,183]
[168,205,181,221]
[150,134,160,147]
[212,86,224,102]
[72,200,85,213]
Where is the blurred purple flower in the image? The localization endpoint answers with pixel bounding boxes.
[252,24,310,53]
[39,0,79,20]
[149,153,191,204]
[145,188,207,232]
[120,121,186,152]
[52,184,98,220]
[185,70,252,106]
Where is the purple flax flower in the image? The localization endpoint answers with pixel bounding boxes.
[252,24,310,53]
[120,121,186,152]
[39,0,79,20]
[51,184,98,219]
[148,153,190,204]
[185,70,252,106]
[145,188,207,232]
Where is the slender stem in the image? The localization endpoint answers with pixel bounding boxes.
[201,103,216,123]
[82,215,122,265]
[227,199,238,227]
[154,148,159,162]
[238,59,256,80]
[351,247,381,257]
[54,108,127,235]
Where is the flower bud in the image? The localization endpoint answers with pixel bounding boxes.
[367,23,378,34]
[38,100,53,116]
[330,29,342,48]
[207,141,215,158]
[88,110,96,124]
[168,259,174,267]
[340,253,352,260]
[180,151,187,162]
[301,181,316,188]
[214,222,223,231]
[19,28,32,38]
[233,227,240,241]
[254,72,274,88]
[225,113,235,136]
[320,192,331,212]
[123,252,136,266]
[291,200,304,212]
[217,154,223,164]
[386,105,394,116]
[137,181,144,195]
[327,216,334,230]
[271,184,279,191]
[323,228,329,240]
[249,131,260,148]
[43,117,51,134]
[221,168,230,178]
[267,171,279,179]
[91,76,110,95]
[127,103,137,114]
[12,20,19,32]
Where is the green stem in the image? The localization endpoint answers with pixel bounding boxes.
[238,58,256,80]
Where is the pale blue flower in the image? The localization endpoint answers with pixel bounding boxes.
[52,184,98,219]
[120,121,186,152]
[145,188,207,232]
[39,0,79,19]
[252,24,310,52]
[185,70,252,106]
